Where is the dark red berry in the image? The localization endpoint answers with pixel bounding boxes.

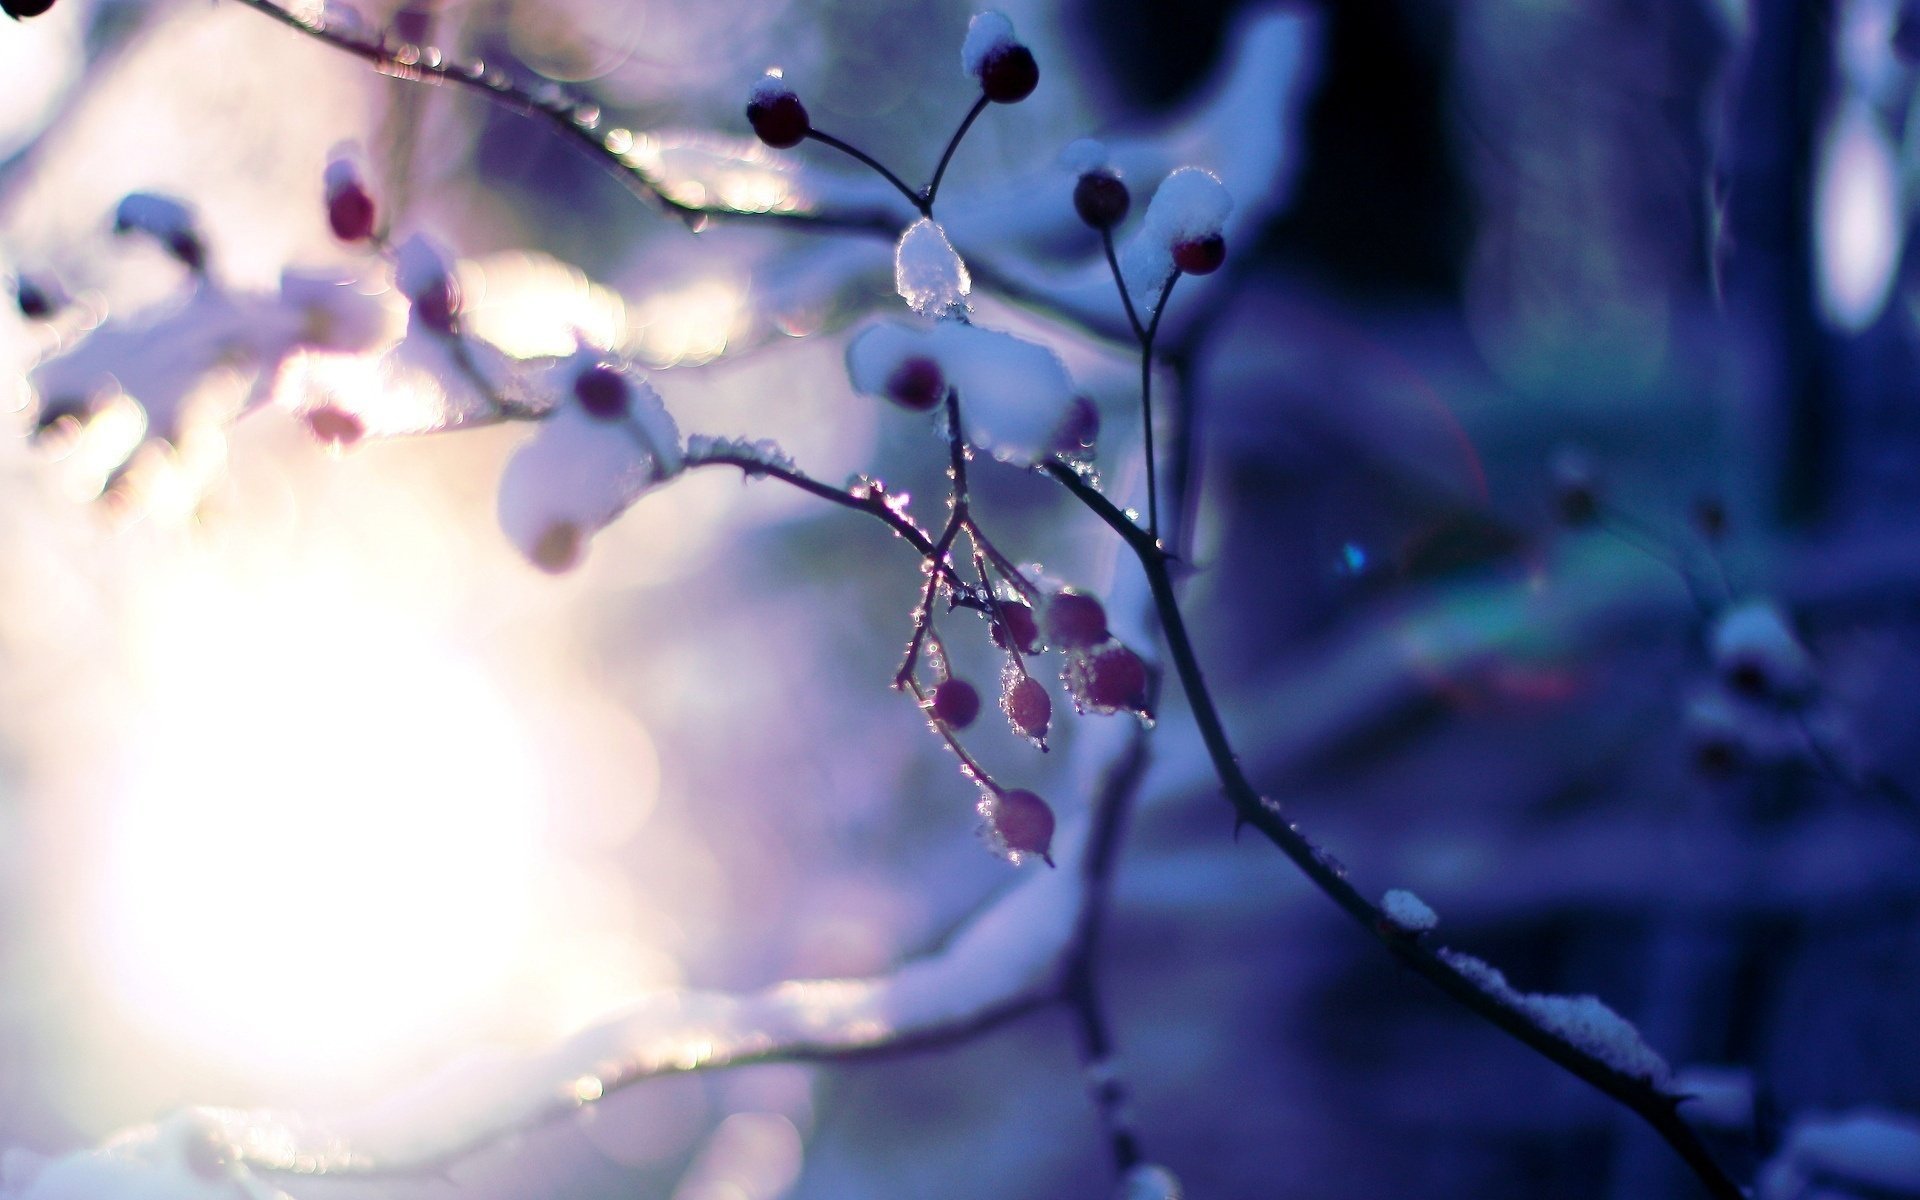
[988,788,1055,864]
[15,278,53,319]
[327,182,378,243]
[166,231,206,273]
[932,678,981,728]
[1171,233,1225,275]
[575,364,629,420]
[1003,674,1050,742]
[1053,396,1098,455]
[414,279,459,335]
[747,91,810,149]
[990,601,1042,654]
[1046,590,1108,649]
[2,0,57,20]
[305,405,365,447]
[1073,171,1130,230]
[885,356,945,412]
[531,521,584,574]
[977,44,1038,104]
[1078,645,1149,712]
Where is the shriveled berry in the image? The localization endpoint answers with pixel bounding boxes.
[978,44,1038,103]
[305,405,365,447]
[932,678,981,728]
[531,521,584,574]
[747,91,810,149]
[988,788,1055,864]
[1171,233,1225,276]
[1046,590,1108,649]
[327,181,378,243]
[1003,674,1051,742]
[1078,645,1149,712]
[885,356,945,412]
[575,364,629,420]
[990,601,1042,654]
[2,0,57,20]
[1073,170,1130,230]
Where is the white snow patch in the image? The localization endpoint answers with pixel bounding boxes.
[1118,168,1233,312]
[321,145,366,196]
[960,11,1017,77]
[929,322,1075,464]
[496,371,681,571]
[3,1112,294,1200]
[1118,1163,1183,1200]
[749,70,794,103]
[1381,889,1437,933]
[1439,949,1670,1084]
[894,218,971,317]
[1673,1065,1753,1132]
[393,233,455,305]
[845,320,928,398]
[1711,599,1815,700]
[684,433,797,475]
[1060,138,1109,175]
[1759,1109,1920,1200]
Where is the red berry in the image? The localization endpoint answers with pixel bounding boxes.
[1073,171,1130,230]
[885,356,945,412]
[1076,645,1149,713]
[1171,233,1225,275]
[931,678,981,728]
[327,182,377,243]
[990,601,1042,654]
[531,521,584,574]
[977,44,1038,104]
[575,364,629,420]
[305,405,365,447]
[1046,590,1108,649]
[747,91,810,149]
[988,788,1055,864]
[2,0,57,20]
[1003,674,1051,742]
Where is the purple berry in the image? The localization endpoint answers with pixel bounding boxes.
[14,278,53,319]
[1171,233,1225,276]
[748,91,810,149]
[977,44,1038,104]
[575,364,629,420]
[885,356,945,412]
[1046,590,1108,650]
[1073,171,1130,230]
[327,181,378,243]
[989,788,1055,864]
[932,678,982,728]
[414,279,459,335]
[990,601,1042,654]
[1003,674,1051,742]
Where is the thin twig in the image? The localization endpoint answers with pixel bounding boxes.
[1139,273,1179,548]
[925,95,990,212]
[805,129,927,214]
[1043,458,1743,1200]
[896,391,971,685]
[1100,227,1147,344]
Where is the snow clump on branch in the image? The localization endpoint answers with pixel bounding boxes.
[846,319,1079,464]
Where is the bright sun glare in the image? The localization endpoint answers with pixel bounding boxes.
[95,561,547,1084]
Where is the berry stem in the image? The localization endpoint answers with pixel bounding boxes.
[895,390,973,687]
[1139,272,1179,548]
[904,677,1001,792]
[923,95,990,213]
[1099,227,1147,345]
[804,129,929,215]
[1042,457,1743,1200]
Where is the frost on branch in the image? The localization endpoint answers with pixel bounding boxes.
[845,319,1078,464]
[1757,1109,1920,1200]
[497,352,682,573]
[1381,888,1437,933]
[1438,949,1670,1084]
[0,1112,291,1200]
[894,218,971,317]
